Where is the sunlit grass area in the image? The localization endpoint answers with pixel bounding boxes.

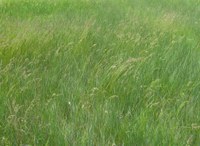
[0,0,200,145]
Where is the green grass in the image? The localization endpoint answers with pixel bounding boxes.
[0,0,200,145]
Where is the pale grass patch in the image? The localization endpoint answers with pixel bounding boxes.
[162,12,177,25]
[157,11,180,30]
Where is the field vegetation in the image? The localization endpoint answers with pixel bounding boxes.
[0,0,200,145]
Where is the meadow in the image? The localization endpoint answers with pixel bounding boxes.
[0,0,200,145]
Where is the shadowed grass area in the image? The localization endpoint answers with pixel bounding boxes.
[0,0,200,145]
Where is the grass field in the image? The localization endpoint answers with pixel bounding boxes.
[0,0,200,145]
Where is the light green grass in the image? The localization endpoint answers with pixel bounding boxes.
[0,0,200,145]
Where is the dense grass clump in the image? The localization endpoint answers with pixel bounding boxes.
[0,0,200,145]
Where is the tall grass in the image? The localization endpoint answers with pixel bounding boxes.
[0,0,200,145]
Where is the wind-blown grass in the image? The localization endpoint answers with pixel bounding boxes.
[0,0,200,145]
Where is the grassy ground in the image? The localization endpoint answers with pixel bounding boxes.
[0,0,200,145]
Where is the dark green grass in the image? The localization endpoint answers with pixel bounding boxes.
[0,0,200,145]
